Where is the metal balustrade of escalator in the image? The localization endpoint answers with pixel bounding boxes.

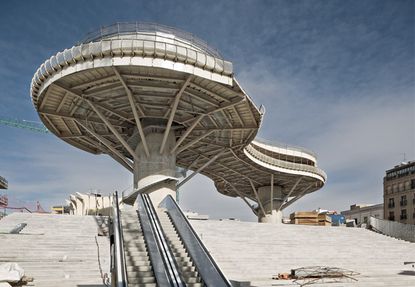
[121,207,157,286]
[110,191,231,287]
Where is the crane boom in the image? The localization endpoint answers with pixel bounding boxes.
[0,118,49,134]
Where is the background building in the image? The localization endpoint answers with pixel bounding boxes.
[341,203,383,225]
[384,161,415,224]
[67,192,113,216]
[0,176,7,190]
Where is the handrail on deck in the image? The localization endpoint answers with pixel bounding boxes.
[79,22,223,59]
[253,137,317,158]
[245,144,327,180]
[0,176,7,188]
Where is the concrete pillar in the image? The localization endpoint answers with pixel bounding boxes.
[257,186,283,224]
[133,132,177,206]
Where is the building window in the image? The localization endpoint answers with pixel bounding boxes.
[388,198,395,208]
[411,179,415,190]
[400,209,407,220]
[400,195,407,206]
[405,181,411,190]
[386,186,391,194]
[389,212,394,221]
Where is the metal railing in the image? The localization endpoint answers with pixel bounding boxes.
[253,137,317,158]
[245,144,327,180]
[160,195,232,287]
[137,194,184,286]
[369,216,415,243]
[0,176,7,189]
[111,191,128,287]
[79,22,223,59]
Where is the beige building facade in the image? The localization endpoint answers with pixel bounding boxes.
[341,203,383,225]
[67,192,113,216]
[384,161,415,225]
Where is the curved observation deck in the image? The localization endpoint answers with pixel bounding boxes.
[30,22,326,222]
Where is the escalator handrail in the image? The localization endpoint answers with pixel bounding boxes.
[160,195,232,287]
[112,191,128,287]
[142,194,185,287]
[136,193,185,287]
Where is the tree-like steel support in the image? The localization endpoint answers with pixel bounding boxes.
[278,176,303,211]
[177,149,227,189]
[113,67,150,158]
[249,179,266,217]
[160,76,193,154]
[281,183,314,210]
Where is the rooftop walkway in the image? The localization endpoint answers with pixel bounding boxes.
[0,213,109,287]
[190,219,415,287]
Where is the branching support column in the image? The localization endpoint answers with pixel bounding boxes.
[257,185,284,224]
[133,131,177,207]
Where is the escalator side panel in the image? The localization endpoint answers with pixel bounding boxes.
[136,195,171,286]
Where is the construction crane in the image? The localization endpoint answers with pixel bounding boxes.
[1,117,50,216]
[0,118,49,134]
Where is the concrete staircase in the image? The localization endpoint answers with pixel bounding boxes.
[157,209,203,287]
[120,207,156,287]
[0,212,110,287]
[190,220,415,287]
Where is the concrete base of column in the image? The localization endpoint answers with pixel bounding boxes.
[132,131,177,206]
[257,185,284,224]
[259,210,283,224]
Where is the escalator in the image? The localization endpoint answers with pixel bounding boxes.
[110,192,231,287]
[121,207,156,286]
[157,210,203,286]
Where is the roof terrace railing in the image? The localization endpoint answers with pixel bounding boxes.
[253,137,317,158]
[0,176,7,189]
[79,22,223,59]
[245,144,327,180]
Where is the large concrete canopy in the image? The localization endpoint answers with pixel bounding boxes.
[31,22,326,222]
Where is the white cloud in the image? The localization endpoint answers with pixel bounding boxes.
[1,1,413,221]
[233,58,414,215]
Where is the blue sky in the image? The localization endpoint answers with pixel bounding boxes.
[0,0,414,220]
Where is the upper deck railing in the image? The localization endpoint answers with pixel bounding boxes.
[79,22,223,59]
[0,176,7,189]
[245,144,327,181]
[253,137,317,158]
